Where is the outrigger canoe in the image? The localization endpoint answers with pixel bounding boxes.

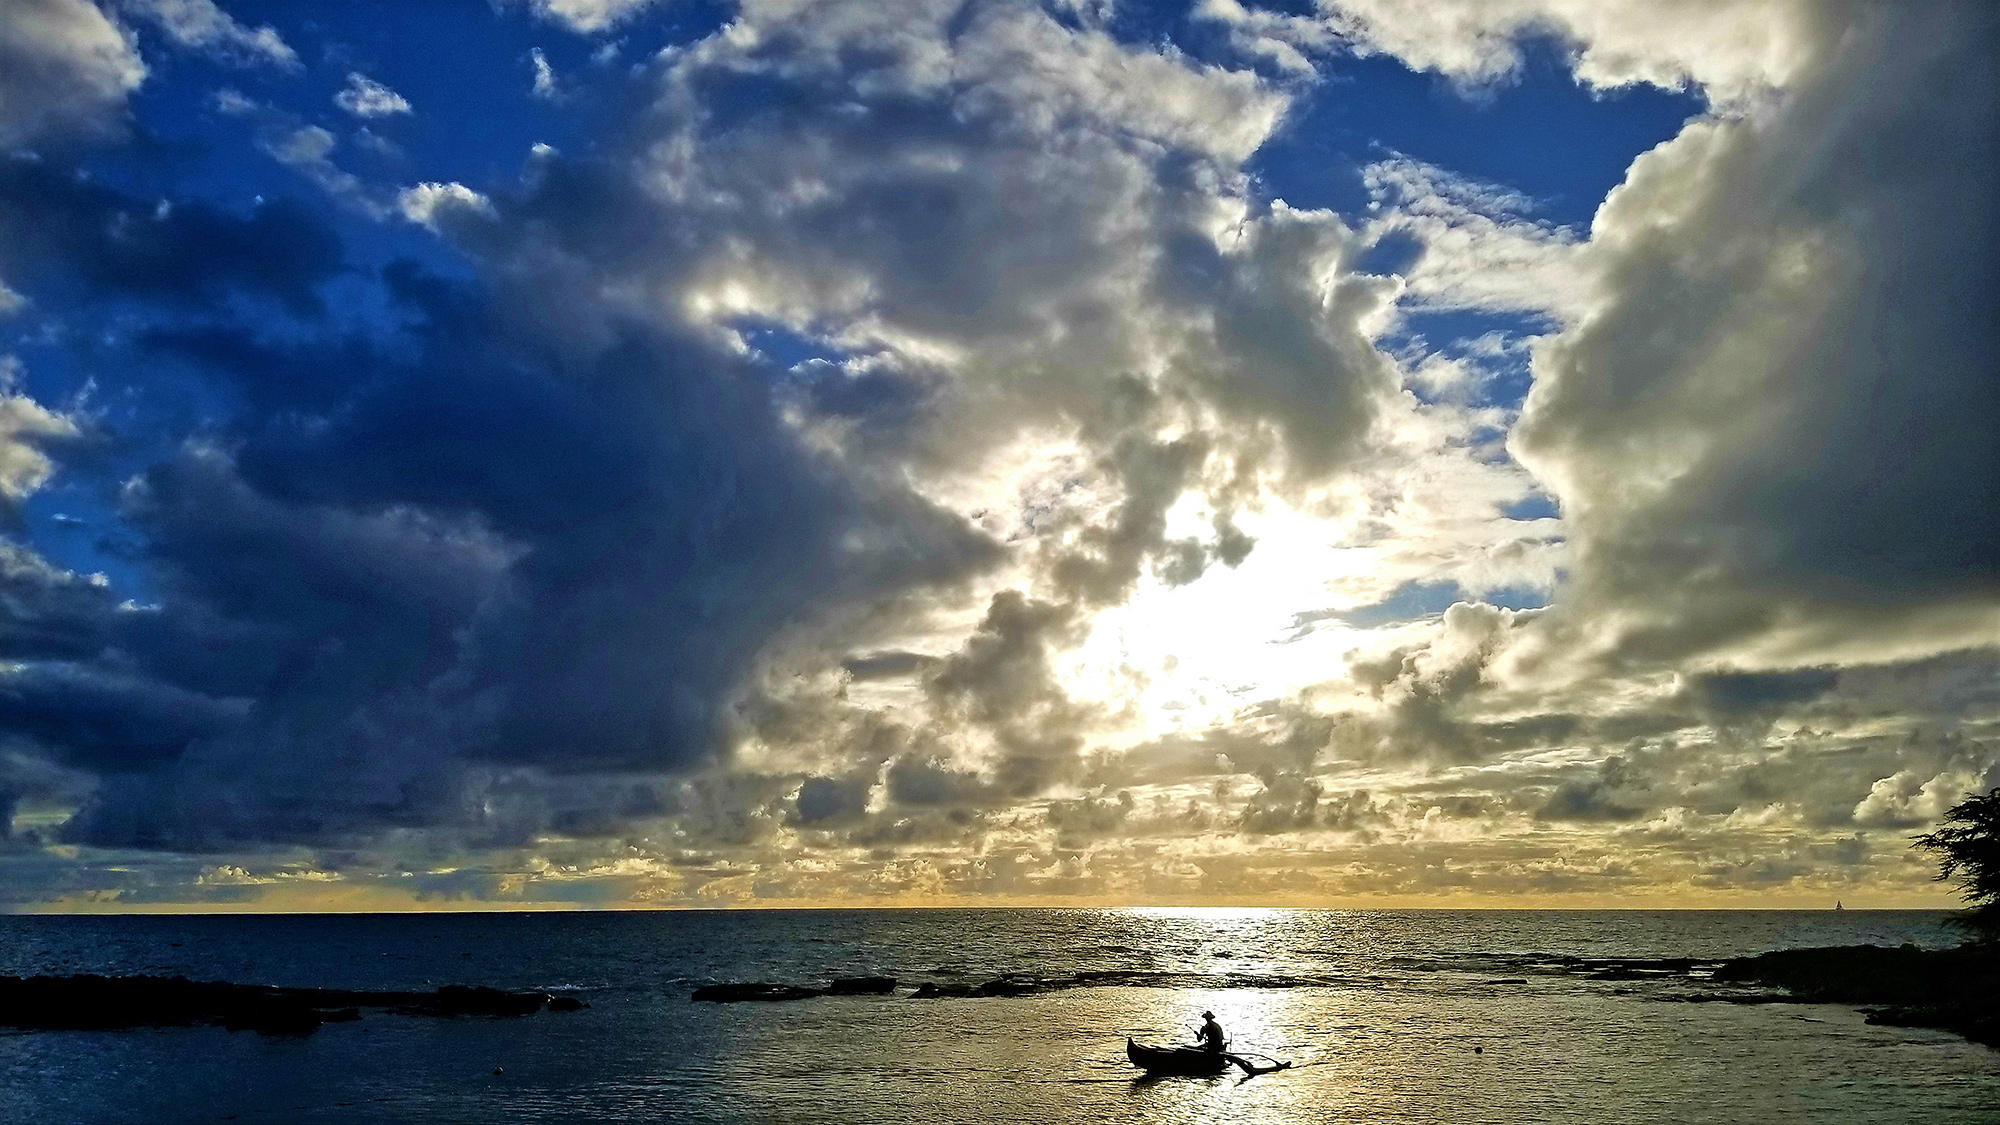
[1126,1038,1231,1076]
[1126,1038,1294,1076]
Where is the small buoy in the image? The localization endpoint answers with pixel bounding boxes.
[492,1067,505,1076]
[1473,1046,1483,1054]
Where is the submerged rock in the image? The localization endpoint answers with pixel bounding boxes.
[693,976,900,1002]
[824,976,897,996]
[691,982,823,1003]
[220,997,324,1036]
[426,985,547,1017]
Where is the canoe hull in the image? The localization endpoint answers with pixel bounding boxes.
[1126,1037,1229,1076]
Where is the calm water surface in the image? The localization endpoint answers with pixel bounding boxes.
[1,909,1994,1123]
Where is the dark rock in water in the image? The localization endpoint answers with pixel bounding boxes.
[972,976,1044,998]
[907,981,986,999]
[906,976,1051,999]
[221,997,323,1036]
[904,968,1346,1000]
[1864,1003,2000,1046]
[691,982,822,1003]
[825,976,897,996]
[693,977,902,1002]
[547,996,588,1011]
[0,975,559,1034]
[1713,945,1994,1005]
[0,975,207,1030]
[427,985,547,1017]
[1714,944,2000,1047]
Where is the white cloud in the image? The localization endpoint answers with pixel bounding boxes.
[1362,156,1588,321]
[396,181,496,230]
[0,356,81,507]
[353,126,400,157]
[1201,0,1839,103]
[1853,769,1981,829]
[520,0,659,34]
[256,123,387,217]
[264,122,334,164]
[120,0,299,70]
[0,0,146,146]
[529,46,561,100]
[1508,2,2000,672]
[334,72,412,118]
[211,86,258,115]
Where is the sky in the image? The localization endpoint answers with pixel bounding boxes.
[0,0,1993,912]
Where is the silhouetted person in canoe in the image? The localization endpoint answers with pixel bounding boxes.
[1197,1011,1225,1052]
[1192,1010,1292,1075]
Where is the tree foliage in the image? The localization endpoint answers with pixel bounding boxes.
[1915,786,2000,936]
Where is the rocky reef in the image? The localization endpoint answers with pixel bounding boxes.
[685,946,1999,1052]
[0,975,582,1035]
[692,976,898,1002]
[692,969,1346,1002]
[1713,943,2000,1047]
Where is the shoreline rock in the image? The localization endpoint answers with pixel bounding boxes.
[1712,943,1999,1047]
[0,975,560,1035]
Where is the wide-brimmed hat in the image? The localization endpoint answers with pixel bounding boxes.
[1201,1011,1215,1019]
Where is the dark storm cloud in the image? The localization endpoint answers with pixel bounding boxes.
[1682,669,1838,721]
[925,590,1096,798]
[0,541,122,659]
[1536,754,1649,823]
[0,141,998,851]
[927,591,1079,724]
[0,661,246,772]
[44,265,1000,847]
[884,753,991,809]
[792,774,872,827]
[1238,771,1324,835]
[0,157,343,315]
[1046,432,1212,604]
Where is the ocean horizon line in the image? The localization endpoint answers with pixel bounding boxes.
[4,902,1963,919]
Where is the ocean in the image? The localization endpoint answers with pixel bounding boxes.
[1,909,1995,1123]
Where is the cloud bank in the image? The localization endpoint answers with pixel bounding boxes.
[0,0,1991,910]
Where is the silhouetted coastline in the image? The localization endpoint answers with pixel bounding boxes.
[1714,943,2000,1047]
[0,974,580,1035]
